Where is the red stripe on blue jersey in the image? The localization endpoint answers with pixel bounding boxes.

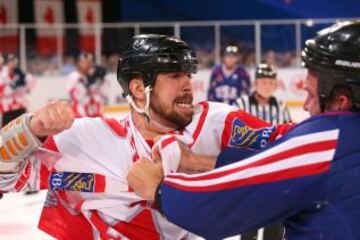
[165,162,330,192]
[166,139,337,182]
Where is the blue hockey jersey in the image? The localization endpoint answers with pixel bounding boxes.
[159,111,360,240]
[207,64,250,105]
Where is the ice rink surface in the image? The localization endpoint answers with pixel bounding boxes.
[0,108,308,240]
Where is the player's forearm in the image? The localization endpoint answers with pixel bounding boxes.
[0,114,42,174]
[178,153,216,173]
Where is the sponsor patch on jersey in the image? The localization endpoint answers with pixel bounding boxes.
[49,172,95,192]
[229,119,276,148]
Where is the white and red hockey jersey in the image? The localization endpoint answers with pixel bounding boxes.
[0,101,292,240]
[66,69,107,118]
[0,67,35,113]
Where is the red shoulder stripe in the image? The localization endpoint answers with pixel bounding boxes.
[102,118,127,137]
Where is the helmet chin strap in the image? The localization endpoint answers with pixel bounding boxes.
[126,86,177,133]
[126,86,152,115]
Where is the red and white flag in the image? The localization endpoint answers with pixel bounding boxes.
[0,0,18,54]
[77,0,102,52]
[34,0,64,56]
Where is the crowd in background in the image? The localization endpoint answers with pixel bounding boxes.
[24,48,297,77]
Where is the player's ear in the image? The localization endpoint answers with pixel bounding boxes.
[129,77,145,101]
[331,94,352,111]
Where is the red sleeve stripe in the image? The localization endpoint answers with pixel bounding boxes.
[168,139,336,182]
[165,162,330,192]
[165,129,339,192]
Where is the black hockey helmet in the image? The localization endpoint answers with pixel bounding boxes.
[302,21,360,110]
[117,34,198,98]
[255,63,277,79]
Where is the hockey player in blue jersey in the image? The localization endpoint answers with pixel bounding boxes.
[207,45,251,105]
[127,21,360,240]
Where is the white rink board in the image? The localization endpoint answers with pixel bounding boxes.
[27,68,307,111]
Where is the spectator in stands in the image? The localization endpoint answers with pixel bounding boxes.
[62,56,77,75]
[236,63,291,125]
[243,52,256,68]
[263,50,277,66]
[207,45,251,105]
[281,51,296,67]
[66,52,108,117]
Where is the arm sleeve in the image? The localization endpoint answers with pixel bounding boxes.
[215,147,258,168]
[160,120,339,239]
[0,137,57,193]
[220,109,294,151]
[0,157,43,192]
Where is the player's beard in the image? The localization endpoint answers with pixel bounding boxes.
[150,92,194,130]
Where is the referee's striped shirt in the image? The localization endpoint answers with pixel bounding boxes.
[236,93,292,124]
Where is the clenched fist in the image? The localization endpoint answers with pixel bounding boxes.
[127,157,164,200]
[29,100,75,138]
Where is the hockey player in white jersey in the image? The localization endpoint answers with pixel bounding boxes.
[0,34,291,240]
[66,52,108,117]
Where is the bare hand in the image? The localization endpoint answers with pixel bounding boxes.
[30,100,75,138]
[127,157,164,200]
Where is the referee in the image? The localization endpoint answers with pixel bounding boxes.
[236,63,292,125]
[236,63,291,240]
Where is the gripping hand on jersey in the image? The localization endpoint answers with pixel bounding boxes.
[30,100,75,138]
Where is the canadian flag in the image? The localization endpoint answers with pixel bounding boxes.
[34,0,64,56]
[77,0,102,52]
[0,0,18,53]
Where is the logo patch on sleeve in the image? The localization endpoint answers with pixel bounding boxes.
[49,172,95,192]
[229,119,276,148]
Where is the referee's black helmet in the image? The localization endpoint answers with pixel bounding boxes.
[255,63,277,80]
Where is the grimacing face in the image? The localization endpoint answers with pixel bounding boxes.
[303,71,321,116]
[149,72,194,129]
